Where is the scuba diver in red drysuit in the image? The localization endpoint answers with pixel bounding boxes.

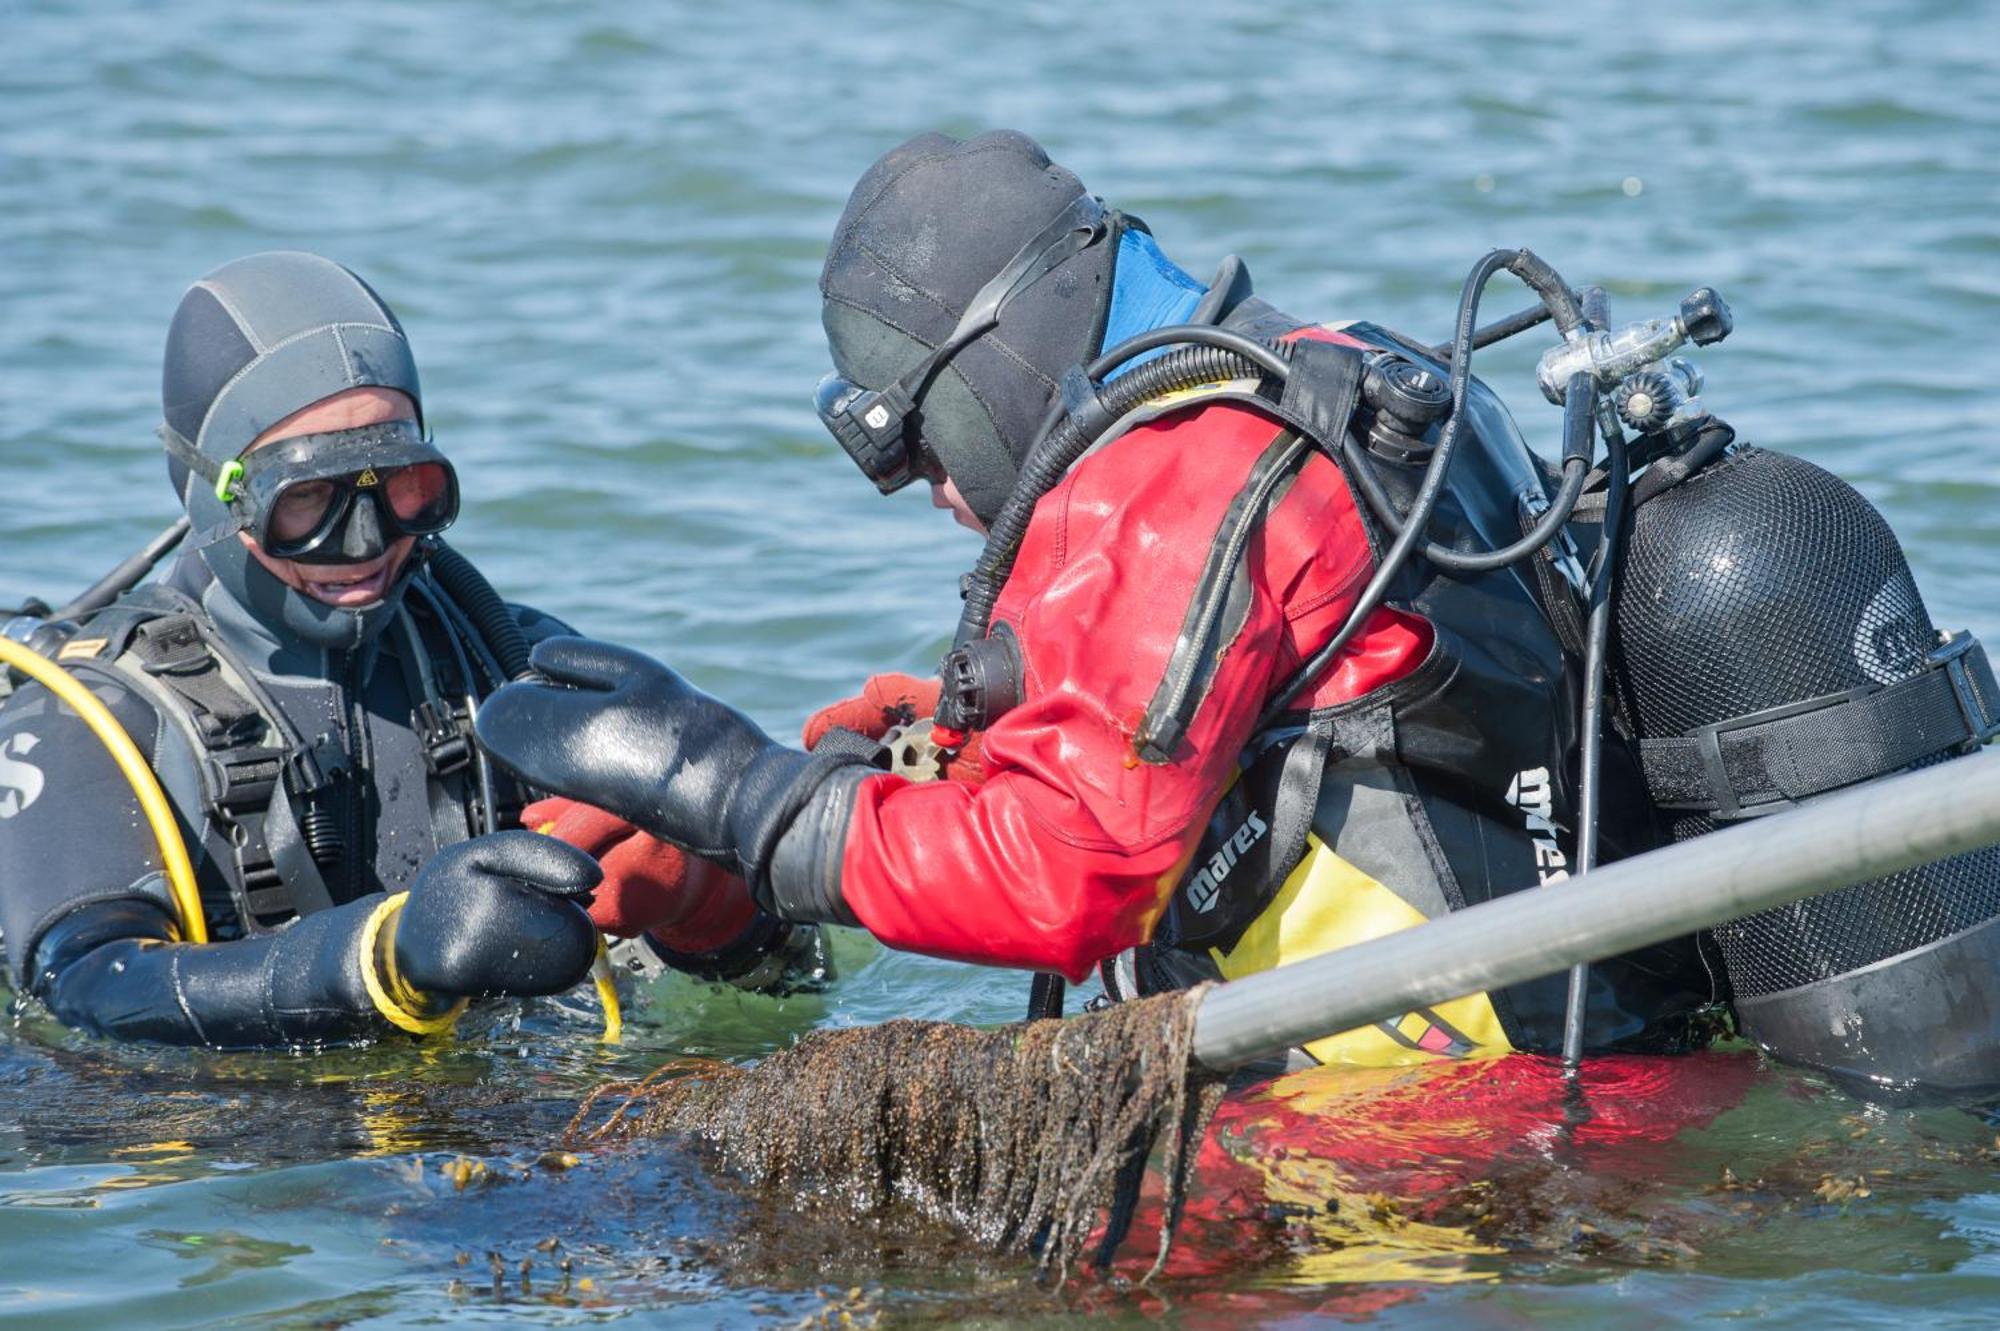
[482,131,2000,1286]
[489,129,1725,1066]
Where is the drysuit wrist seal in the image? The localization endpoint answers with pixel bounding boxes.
[727,747,872,912]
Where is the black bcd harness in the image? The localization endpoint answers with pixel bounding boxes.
[73,577,506,937]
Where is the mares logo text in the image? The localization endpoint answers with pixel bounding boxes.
[1185,809,1269,914]
[0,732,45,819]
[1506,765,1570,884]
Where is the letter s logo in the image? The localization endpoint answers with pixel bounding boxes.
[0,732,45,819]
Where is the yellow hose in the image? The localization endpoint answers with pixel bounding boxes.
[0,635,208,943]
[591,936,623,1045]
[538,819,623,1044]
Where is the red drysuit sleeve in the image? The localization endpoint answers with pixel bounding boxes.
[837,400,1430,981]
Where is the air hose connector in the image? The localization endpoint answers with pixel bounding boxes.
[933,624,1024,735]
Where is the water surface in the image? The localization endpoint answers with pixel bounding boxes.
[2,1,1997,1324]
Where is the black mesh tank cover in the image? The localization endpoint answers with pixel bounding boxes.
[1613,446,2000,999]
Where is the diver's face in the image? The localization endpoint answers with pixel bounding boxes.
[237,387,421,608]
[929,475,987,535]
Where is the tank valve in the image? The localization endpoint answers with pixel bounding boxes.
[1614,372,1678,433]
[1613,357,1708,434]
[1,614,80,687]
[1536,287,1734,404]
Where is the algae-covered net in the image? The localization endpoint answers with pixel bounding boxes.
[565,987,1222,1280]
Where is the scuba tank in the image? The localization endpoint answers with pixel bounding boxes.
[1611,444,2000,1096]
[1535,288,2000,1096]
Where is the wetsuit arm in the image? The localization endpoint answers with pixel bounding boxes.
[1,671,420,1048]
[31,894,388,1047]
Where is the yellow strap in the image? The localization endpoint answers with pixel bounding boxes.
[0,634,207,943]
[358,892,467,1037]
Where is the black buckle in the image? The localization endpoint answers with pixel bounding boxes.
[414,699,472,776]
[135,615,205,667]
[1930,631,2000,753]
[205,745,286,815]
[282,732,346,799]
[1690,686,1875,821]
[133,616,214,677]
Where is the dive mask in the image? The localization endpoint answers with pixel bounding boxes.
[815,193,1109,494]
[162,418,459,563]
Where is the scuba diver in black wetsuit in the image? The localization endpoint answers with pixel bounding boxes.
[0,251,813,1048]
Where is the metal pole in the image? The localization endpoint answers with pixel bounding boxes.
[1191,745,2000,1072]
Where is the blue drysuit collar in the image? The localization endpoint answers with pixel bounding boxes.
[1099,229,1206,375]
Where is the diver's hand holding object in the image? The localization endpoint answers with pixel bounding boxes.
[803,672,988,784]
[526,795,758,950]
[801,672,939,748]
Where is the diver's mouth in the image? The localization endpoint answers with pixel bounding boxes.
[296,559,394,607]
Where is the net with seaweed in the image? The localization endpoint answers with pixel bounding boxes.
[564,987,1222,1282]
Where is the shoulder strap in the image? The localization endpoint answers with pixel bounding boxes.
[1135,429,1314,762]
[1131,339,1369,764]
[97,588,337,930]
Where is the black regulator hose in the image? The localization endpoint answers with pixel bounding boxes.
[427,539,534,681]
[953,328,1297,647]
[1560,392,1633,1067]
[1340,371,1595,574]
[951,248,1592,738]
[1257,248,1546,726]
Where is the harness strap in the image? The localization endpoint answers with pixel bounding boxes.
[389,606,475,848]
[129,615,262,746]
[1136,431,1314,763]
[1639,631,2000,819]
[1129,339,1368,763]
[1274,338,1367,458]
[1265,713,1337,888]
[110,600,339,930]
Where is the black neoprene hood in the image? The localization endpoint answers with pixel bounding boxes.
[819,130,1119,523]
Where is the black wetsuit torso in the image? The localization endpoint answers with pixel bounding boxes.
[0,551,567,1045]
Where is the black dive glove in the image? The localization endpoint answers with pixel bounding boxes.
[30,832,601,1049]
[474,637,866,920]
[391,831,601,999]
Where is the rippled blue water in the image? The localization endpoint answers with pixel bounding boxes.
[2,0,1997,1323]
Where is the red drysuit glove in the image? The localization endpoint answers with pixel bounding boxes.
[525,797,756,952]
[801,672,941,749]
[805,672,992,786]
